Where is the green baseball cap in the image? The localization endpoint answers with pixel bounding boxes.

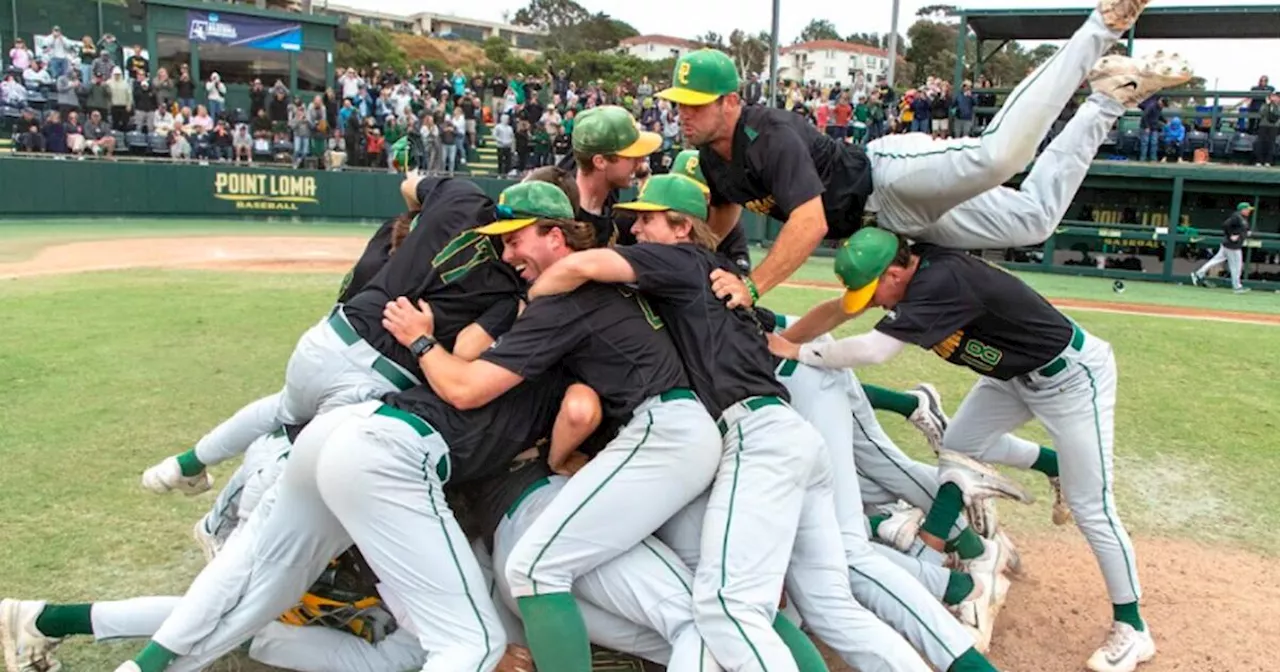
[475,181,576,236]
[658,49,740,106]
[614,174,709,221]
[670,150,709,193]
[1237,201,1254,211]
[572,106,662,158]
[833,228,901,314]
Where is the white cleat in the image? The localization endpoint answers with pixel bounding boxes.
[906,383,948,453]
[1089,52,1193,108]
[1098,0,1153,33]
[939,451,1035,506]
[994,529,1024,578]
[965,496,999,539]
[193,517,220,563]
[875,506,924,553]
[951,572,1008,654]
[1,598,61,672]
[1049,476,1073,525]
[1086,622,1156,672]
[141,456,213,496]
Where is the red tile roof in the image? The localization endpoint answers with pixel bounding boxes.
[619,34,703,50]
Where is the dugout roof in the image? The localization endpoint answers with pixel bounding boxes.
[962,5,1280,41]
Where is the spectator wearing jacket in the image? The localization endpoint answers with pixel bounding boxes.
[55,70,82,117]
[954,81,976,138]
[1255,92,1280,166]
[1161,115,1185,162]
[132,75,157,132]
[105,67,133,131]
[1139,96,1166,162]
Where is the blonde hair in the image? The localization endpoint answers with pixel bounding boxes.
[666,212,718,251]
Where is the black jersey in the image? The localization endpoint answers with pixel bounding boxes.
[557,154,622,248]
[481,283,689,423]
[343,178,522,376]
[383,370,571,485]
[616,243,787,417]
[336,217,397,304]
[449,454,554,549]
[873,245,1074,380]
[699,105,873,240]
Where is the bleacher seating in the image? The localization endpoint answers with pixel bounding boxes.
[1185,129,1208,155]
[1209,131,1232,157]
[1230,133,1254,162]
[149,134,169,156]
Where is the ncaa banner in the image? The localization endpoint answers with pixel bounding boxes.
[187,10,302,52]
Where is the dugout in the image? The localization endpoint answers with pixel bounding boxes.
[950,5,1280,290]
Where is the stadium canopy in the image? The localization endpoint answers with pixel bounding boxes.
[961,4,1280,41]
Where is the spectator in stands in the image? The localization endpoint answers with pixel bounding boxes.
[931,84,951,137]
[65,110,85,155]
[168,127,191,160]
[133,75,156,133]
[451,69,465,101]
[365,126,385,167]
[553,121,572,165]
[92,50,114,82]
[325,129,346,169]
[307,94,327,136]
[189,104,213,135]
[17,109,45,152]
[233,122,252,163]
[954,81,976,138]
[43,26,72,79]
[493,113,514,175]
[85,74,109,121]
[1,73,27,107]
[1161,115,1185,162]
[323,87,339,128]
[106,67,132,131]
[153,67,174,113]
[1139,96,1167,162]
[24,60,53,89]
[461,92,478,148]
[55,68,81,117]
[1248,76,1273,134]
[249,79,267,119]
[211,120,233,161]
[290,102,311,167]
[1254,91,1280,166]
[531,119,550,168]
[125,44,148,80]
[250,107,272,140]
[439,117,458,172]
[175,64,195,112]
[97,33,118,62]
[8,38,32,72]
[420,115,440,171]
[450,105,468,166]
[829,94,851,141]
[154,106,175,134]
[338,68,361,101]
[84,110,117,156]
[78,36,96,84]
[205,72,226,120]
[42,110,67,154]
[269,81,290,130]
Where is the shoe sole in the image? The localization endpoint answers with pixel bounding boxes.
[1099,0,1151,32]
[913,383,948,431]
[939,451,1036,504]
[192,519,218,563]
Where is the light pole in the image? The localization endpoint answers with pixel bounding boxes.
[768,0,780,107]
[887,0,900,86]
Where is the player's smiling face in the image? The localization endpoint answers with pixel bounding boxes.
[500,224,566,282]
[630,212,681,245]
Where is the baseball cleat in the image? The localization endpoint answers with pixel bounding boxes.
[951,573,1008,654]
[193,517,220,563]
[938,451,1035,506]
[1188,272,1200,287]
[994,529,1024,578]
[906,383,948,453]
[1086,622,1156,672]
[875,506,924,552]
[1,598,61,672]
[964,537,1011,580]
[1089,52,1192,108]
[1097,0,1153,33]
[141,456,213,496]
[1049,477,1073,525]
[965,496,999,539]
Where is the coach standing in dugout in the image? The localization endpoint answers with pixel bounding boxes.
[1191,202,1253,293]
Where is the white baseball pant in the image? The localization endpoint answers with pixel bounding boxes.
[942,328,1141,605]
[151,401,506,672]
[191,307,419,467]
[494,476,719,671]
[776,360,977,670]
[201,431,291,543]
[1195,245,1245,289]
[867,9,1126,248]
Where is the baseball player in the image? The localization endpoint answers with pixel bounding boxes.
[771,227,1152,672]
[655,0,1186,307]
[382,180,725,672]
[141,176,522,495]
[1190,202,1253,293]
[527,174,932,672]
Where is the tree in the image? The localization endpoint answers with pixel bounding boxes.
[844,32,882,49]
[575,14,639,52]
[511,0,637,52]
[696,31,726,49]
[335,24,406,72]
[727,29,769,77]
[915,4,960,19]
[798,19,841,43]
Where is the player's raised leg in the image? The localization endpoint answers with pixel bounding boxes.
[865,0,1166,229]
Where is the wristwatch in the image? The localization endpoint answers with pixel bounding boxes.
[409,334,437,358]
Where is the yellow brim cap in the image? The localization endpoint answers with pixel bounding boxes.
[614,131,663,158]
[474,218,538,235]
[656,87,721,106]
[840,279,879,314]
[612,201,670,213]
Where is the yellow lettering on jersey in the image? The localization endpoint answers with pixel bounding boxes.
[745,195,775,215]
[932,329,964,360]
[678,62,692,85]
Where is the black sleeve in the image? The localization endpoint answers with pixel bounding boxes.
[614,244,702,304]
[873,266,985,349]
[716,224,752,274]
[337,218,397,303]
[749,124,825,217]
[480,294,586,380]
[472,296,521,341]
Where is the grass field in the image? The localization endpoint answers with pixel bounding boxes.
[0,223,1277,670]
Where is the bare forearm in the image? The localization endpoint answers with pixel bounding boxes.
[419,347,483,409]
[708,203,742,239]
[781,298,851,344]
[751,213,826,296]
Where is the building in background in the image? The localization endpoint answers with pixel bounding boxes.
[323,5,544,51]
[779,40,890,90]
[615,34,702,62]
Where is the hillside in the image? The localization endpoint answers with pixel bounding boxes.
[391,34,492,69]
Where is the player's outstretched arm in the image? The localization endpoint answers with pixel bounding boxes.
[527,249,636,299]
[750,196,827,297]
[399,174,424,211]
[788,329,907,369]
[548,383,602,477]
[707,202,744,239]
[781,297,858,344]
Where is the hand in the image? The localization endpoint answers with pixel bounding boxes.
[496,644,534,672]
[710,268,754,309]
[767,332,801,361]
[382,296,435,348]
[551,450,590,477]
